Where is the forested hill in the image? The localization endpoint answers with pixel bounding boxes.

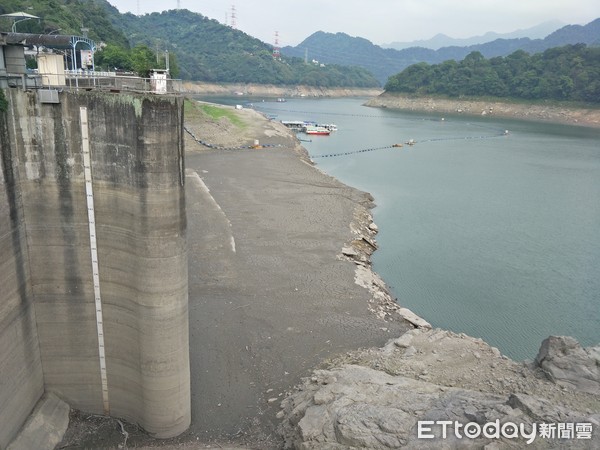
[0,1,379,87]
[0,0,129,48]
[282,19,600,85]
[384,45,600,103]
[102,8,379,86]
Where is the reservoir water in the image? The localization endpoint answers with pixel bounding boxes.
[207,96,600,361]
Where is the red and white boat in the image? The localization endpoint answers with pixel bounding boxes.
[304,125,331,135]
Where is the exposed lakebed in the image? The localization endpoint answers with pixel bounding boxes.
[204,95,600,361]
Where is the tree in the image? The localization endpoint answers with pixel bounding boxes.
[463,51,485,66]
[384,44,600,103]
[95,44,132,72]
[130,45,155,78]
[385,62,430,93]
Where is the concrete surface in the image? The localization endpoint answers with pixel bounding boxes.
[0,88,45,449]
[7,393,70,450]
[1,89,190,444]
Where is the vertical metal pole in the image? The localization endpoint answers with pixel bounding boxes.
[80,106,110,415]
[74,47,79,90]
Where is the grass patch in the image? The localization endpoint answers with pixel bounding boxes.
[184,99,246,129]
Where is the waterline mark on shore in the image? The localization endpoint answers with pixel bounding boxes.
[417,420,594,444]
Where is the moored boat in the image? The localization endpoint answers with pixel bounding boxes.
[304,125,331,136]
[317,123,338,132]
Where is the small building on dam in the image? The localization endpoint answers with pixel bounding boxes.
[1,33,190,448]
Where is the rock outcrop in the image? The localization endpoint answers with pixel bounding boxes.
[340,206,432,329]
[279,329,600,449]
[535,336,600,395]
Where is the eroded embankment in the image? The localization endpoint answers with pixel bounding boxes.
[182,81,383,98]
[366,92,600,128]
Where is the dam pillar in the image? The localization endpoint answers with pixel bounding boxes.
[0,88,190,441]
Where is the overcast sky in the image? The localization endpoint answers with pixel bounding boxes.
[108,0,600,46]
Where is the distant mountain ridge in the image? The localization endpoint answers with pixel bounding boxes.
[382,21,565,50]
[282,19,600,84]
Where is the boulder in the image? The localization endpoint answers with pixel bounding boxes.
[280,331,600,449]
[535,336,600,394]
[279,364,598,449]
[398,307,432,329]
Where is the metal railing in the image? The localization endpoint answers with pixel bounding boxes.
[1,71,184,94]
[64,73,184,94]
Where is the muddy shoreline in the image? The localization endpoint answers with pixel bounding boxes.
[182,81,383,98]
[366,92,600,128]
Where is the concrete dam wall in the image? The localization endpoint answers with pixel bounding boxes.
[0,89,190,447]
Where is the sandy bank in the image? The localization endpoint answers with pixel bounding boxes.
[366,92,600,128]
[182,81,383,98]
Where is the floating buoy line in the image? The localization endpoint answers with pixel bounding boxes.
[253,105,509,159]
[309,131,509,159]
[184,106,509,157]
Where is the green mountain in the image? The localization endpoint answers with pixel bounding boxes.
[384,44,600,103]
[102,8,379,86]
[0,0,129,48]
[283,19,600,85]
[282,31,413,87]
[0,1,379,87]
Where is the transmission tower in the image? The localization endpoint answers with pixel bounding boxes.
[230,5,237,29]
[273,31,281,60]
[177,0,181,9]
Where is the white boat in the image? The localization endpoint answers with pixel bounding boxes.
[304,125,331,136]
[318,123,338,132]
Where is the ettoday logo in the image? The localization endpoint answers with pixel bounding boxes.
[417,420,594,444]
